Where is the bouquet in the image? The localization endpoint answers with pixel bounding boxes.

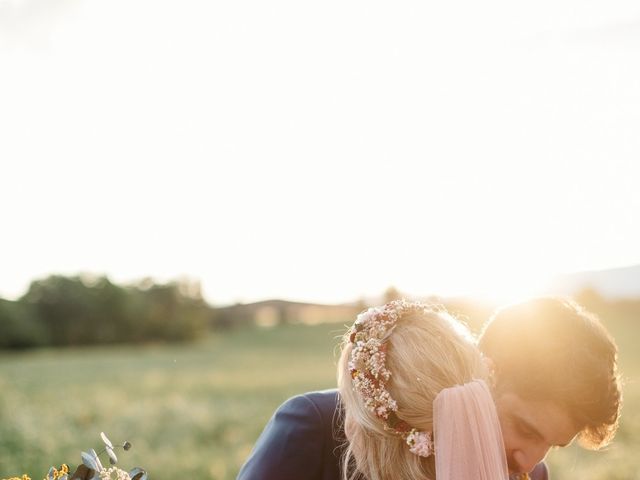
[2,433,147,480]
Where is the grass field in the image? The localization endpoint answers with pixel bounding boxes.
[1,319,638,480]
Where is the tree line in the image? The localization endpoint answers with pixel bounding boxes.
[0,275,214,349]
[1,275,632,350]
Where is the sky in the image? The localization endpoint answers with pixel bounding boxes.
[1,0,640,306]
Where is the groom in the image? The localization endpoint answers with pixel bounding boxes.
[237,296,622,479]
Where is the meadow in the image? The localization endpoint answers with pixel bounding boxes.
[1,318,638,480]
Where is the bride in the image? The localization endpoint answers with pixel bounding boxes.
[242,300,511,480]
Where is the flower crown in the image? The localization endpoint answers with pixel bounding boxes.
[348,300,434,457]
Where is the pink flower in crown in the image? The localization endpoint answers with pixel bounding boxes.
[405,430,434,457]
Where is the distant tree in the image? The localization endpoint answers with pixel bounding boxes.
[575,287,606,311]
[20,275,130,345]
[134,281,209,341]
[0,299,49,349]
[442,297,495,334]
[383,286,402,303]
[355,297,367,312]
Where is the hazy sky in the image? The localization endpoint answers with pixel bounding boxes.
[2,0,640,305]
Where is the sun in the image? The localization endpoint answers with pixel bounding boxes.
[396,260,553,306]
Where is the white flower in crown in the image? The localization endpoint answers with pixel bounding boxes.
[367,351,386,378]
[375,405,389,417]
[355,307,381,326]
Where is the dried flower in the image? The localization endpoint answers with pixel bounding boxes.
[98,467,130,480]
[80,433,144,480]
[46,464,69,480]
[100,433,114,450]
[348,300,435,458]
[100,432,118,465]
[3,433,147,480]
[81,449,104,473]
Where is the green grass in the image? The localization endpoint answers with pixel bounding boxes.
[1,320,638,480]
[0,323,347,480]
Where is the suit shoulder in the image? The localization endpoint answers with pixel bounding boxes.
[292,389,340,414]
[277,390,340,429]
[282,389,344,441]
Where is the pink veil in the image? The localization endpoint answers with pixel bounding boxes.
[433,379,509,480]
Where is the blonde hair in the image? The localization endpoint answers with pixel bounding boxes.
[337,305,487,480]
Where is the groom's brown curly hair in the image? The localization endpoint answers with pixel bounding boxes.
[478,296,622,449]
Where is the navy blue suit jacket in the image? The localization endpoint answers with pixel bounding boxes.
[237,389,549,480]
